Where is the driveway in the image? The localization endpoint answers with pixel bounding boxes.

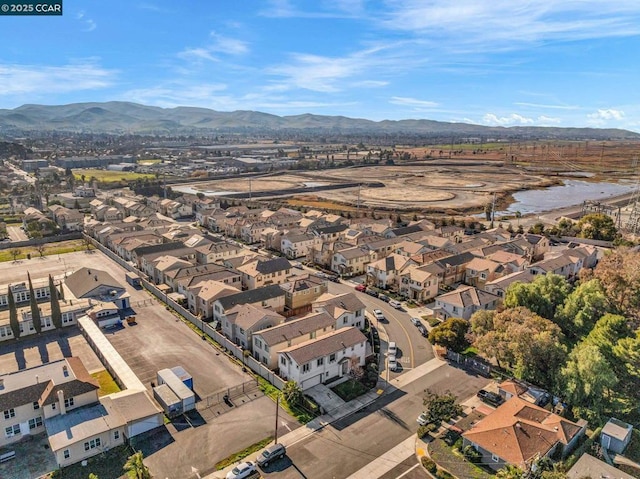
[6,225,28,242]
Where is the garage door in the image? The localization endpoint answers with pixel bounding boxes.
[302,374,322,389]
[128,413,164,437]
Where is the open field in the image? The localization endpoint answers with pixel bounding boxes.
[0,239,92,262]
[73,168,155,183]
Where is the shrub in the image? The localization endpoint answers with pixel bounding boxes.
[436,468,454,479]
[421,457,437,473]
[463,445,482,464]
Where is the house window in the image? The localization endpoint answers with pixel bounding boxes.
[4,424,20,438]
[280,356,286,366]
[4,408,15,419]
[255,339,262,349]
[343,317,348,325]
[64,397,74,408]
[114,430,120,440]
[29,416,43,429]
[51,403,56,410]
[33,401,40,410]
[355,310,362,317]
[317,358,324,366]
[329,353,336,363]
[84,438,101,451]
[302,363,310,373]
[491,454,499,462]
[63,366,69,377]
[63,449,70,460]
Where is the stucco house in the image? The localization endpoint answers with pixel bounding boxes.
[222,303,285,349]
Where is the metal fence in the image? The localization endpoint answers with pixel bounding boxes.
[445,350,492,376]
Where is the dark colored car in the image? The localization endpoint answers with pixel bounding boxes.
[256,443,286,468]
[417,325,428,337]
[365,289,379,298]
[327,275,341,283]
[477,389,504,407]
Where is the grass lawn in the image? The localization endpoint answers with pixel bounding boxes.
[331,379,369,402]
[423,315,441,327]
[215,437,272,470]
[0,239,94,262]
[73,169,155,183]
[48,444,134,479]
[428,437,494,479]
[91,369,121,397]
[257,378,316,424]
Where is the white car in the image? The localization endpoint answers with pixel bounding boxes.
[373,309,385,321]
[226,461,257,479]
[388,341,397,356]
[388,355,398,371]
[410,317,421,326]
[417,412,430,426]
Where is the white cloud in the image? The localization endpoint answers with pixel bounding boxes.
[209,32,249,55]
[353,80,389,88]
[0,62,114,95]
[123,82,228,108]
[76,11,96,32]
[515,102,579,111]
[390,96,438,108]
[537,115,562,124]
[178,48,219,63]
[267,43,415,93]
[482,113,534,126]
[588,108,625,120]
[260,0,366,18]
[382,1,640,51]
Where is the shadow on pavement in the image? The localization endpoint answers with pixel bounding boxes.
[131,425,174,457]
[330,387,406,431]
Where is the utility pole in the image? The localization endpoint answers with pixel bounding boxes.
[274,394,280,444]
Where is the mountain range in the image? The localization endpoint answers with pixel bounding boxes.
[0,101,637,140]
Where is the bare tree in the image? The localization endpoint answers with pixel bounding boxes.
[10,249,21,262]
[36,243,46,257]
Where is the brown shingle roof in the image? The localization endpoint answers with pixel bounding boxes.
[463,397,584,466]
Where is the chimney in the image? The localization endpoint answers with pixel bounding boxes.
[35,374,39,384]
[87,269,91,275]
[57,390,66,415]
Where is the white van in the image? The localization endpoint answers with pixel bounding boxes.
[389,299,402,309]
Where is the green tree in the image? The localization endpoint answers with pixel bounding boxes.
[282,380,302,406]
[49,275,62,329]
[428,317,470,352]
[8,285,20,339]
[559,342,617,417]
[577,213,617,241]
[123,451,151,479]
[472,307,566,390]
[28,272,42,334]
[88,474,100,479]
[613,330,640,399]
[422,389,463,424]
[555,279,609,338]
[584,313,632,365]
[504,273,571,321]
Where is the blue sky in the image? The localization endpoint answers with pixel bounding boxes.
[1,0,640,131]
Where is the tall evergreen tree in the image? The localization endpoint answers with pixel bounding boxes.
[28,272,42,334]
[8,285,20,339]
[49,275,62,329]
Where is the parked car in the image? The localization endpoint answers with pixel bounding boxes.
[410,317,421,326]
[477,389,504,407]
[355,284,366,292]
[388,341,397,356]
[388,355,398,371]
[373,309,385,321]
[293,262,304,269]
[327,275,341,283]
[417,412,430,426]
[389,299,403,309]
[226,461,257,479]
[378,294,390,303]
[256,443,286,468]
[417,325,428,337]
[365,289,379,298]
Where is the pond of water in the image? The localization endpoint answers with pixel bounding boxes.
[499,180,636,215]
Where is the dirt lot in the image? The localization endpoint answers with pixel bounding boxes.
[176,141,639,213]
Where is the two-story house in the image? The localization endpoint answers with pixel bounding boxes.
[434,285,500,321]
[237,257,292,290]
[222,303,285,349]
[278,327,368,390]
[312,292,367,330]
[252,311,336,369]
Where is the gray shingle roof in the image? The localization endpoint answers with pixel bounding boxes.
[217,284,285,310]
[256,311,335,346]
[65,267,123,298]
[280,327,367,365]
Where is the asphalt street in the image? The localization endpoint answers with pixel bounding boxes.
[260,362,491,479]
[328,281,435,373]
